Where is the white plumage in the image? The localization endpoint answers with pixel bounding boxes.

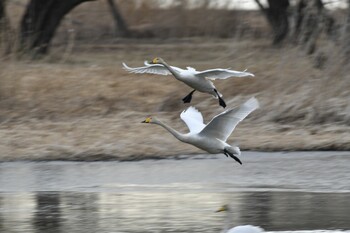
[142,97,259,164]
[216,204,264,233]
[180,106,205,134]
[226,225,264,233]
[123,57,254,108]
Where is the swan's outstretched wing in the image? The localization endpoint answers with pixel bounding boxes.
[195,68,254,80]
[180,106,206,134]
[122,62,171,75]
[122,62,184,76]
[199,97,259,141]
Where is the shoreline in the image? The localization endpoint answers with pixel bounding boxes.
[1,150,349,163]
[0,116,349,162]
[1,40,349,162]
[1,111,350,162]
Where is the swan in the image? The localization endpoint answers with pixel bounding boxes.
[141,97,259,164]
[123,57,254,108]
[216,204,264,233]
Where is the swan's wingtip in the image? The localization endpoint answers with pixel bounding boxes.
[121,62,130,69]
[242,68,255,77]
[144,60,152,66]
[246,96,260,109]
[186,106,198,111]
[182,106,201,115]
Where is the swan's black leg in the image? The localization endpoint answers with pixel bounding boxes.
[182,90,196,103]
[223,149,242,165]
[218,98,226,108]
[214,89,226,108]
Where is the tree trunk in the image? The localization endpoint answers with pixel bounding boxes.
[0,0,12,54]
[106,0,130,37]
[293,0,306,43]
[295,0,335,55]
[0,0,4,20]
[344,0,350,59]
[20,0,94,57]
[255,0,290,45]
[0,0,4,50]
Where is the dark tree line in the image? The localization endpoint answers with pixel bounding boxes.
[1,0,129,58]
[0,0,11,54]
[344,0,350,58]
[293,0,336,54]
[106,0,130,37]
[0,0,4,20]
[0,0,96,57]
[19,0,95,56]
[255,0,290,45]
[1,0,350,60]
[255,0,350,60]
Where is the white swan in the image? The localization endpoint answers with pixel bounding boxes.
[141,97,259,164]
[123,57,254,108]
[216,204,264,233]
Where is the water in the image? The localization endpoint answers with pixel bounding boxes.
[0,152,349,233]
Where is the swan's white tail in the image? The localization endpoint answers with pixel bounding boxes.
[226,146,241,156]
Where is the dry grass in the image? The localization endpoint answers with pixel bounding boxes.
[0,38,350,161]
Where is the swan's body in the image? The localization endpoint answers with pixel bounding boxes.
[123,58,254,108]
[226,225,264,233]
[142,97,259,164]
[216,204,264,233]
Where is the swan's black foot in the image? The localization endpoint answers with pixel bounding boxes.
[214,89,226,108]
[218,97,226,108]
[182,90,196,103]
[224,149,242,165]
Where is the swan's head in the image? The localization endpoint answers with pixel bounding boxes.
[215,204,230,212]
[141,117,153,124]
[150,57,164,64]
[141,117,160,124]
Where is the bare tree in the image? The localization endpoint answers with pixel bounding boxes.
[255,0,338,57]
[106,0,130,37]
[20,0,95,57]
[0,0,4,20]
[0,0,5,52]
[255,0,290,45]
[0,0,6,44]
[293,0,335,54]
[345,0,350,58]
[0,0,12,54]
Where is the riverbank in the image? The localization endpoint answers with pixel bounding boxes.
[0,115,349,162]
[0,39,349,161]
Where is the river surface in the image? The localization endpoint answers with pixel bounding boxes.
[0,151,349,233]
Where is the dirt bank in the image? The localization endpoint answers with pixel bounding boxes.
[0,39,349,161]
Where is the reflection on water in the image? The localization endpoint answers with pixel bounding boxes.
[0,153,349,232]
[0,191,349,233]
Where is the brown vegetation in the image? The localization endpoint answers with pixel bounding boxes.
[1,38,350,161]
[0,1,349,161]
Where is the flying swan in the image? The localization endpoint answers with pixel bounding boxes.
[123,57,254,108]
[142,97,259,164]
[216,204,264,233]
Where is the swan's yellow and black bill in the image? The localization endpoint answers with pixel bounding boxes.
[141,117,152,123]
[215,205,228,212]
[152,57,159,64]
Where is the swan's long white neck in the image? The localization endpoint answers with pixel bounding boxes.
[159,61,179,77]
[153,120,186,142]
